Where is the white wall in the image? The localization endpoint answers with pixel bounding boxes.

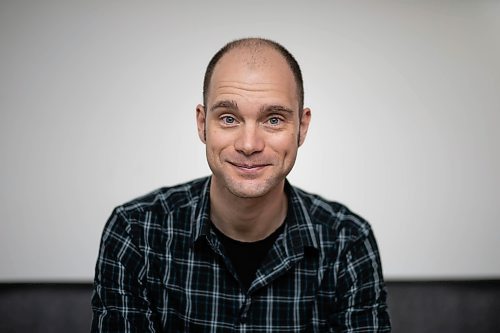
[1,0,499,281]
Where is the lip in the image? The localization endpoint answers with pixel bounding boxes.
[228,162,270,173]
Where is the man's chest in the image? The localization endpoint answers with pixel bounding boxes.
[144,242,335,332]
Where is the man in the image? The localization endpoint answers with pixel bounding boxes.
[91,38,391,332]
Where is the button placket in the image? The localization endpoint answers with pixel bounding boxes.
[239,294,252,324]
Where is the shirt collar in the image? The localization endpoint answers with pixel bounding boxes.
[191,176,212,246]
[191,177,320,251]
[283,180,320,251]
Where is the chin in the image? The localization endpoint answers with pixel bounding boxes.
[224,177,281,199]
[228,188,268,199]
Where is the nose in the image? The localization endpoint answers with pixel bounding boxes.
[234,123,264,156]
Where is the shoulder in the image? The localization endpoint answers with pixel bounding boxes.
[290,184,373,246]
[115,176,209,218]
[101,177,209,243]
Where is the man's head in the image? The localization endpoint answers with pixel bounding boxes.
[196,38,311,199]
[203,38,305,114]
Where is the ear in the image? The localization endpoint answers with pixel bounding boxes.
[196,104,207,143]
[298,107,311,147]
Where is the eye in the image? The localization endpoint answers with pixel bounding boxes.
[267,117,281,126]
[221,115,236,125]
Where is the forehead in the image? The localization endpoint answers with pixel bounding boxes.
[207,47,298,107]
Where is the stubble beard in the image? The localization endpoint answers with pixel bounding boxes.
[211,155,296,200]
[221,174,281,199]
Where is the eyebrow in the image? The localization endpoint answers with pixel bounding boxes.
[260,105,295,115]
[209,100,239,113]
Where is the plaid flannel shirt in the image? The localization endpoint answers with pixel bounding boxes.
[91,177,390,332]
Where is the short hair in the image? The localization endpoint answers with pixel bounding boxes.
[203,38,304,112]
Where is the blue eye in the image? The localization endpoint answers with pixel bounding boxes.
[268,117,280,125]
[222,116,236,124]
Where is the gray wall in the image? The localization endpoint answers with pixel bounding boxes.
[1,0,499,281]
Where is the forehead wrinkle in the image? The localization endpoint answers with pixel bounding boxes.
[213,80,294,98]
[215,80,283,89]
[215,85,284,95]
[211,83,298,111]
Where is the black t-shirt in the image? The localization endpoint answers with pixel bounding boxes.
[213,221,286,291]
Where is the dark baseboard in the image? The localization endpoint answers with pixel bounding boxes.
[1,280,499,333]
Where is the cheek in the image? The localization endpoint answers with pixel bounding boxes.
[267,132,298,155]
[206,130,233,155]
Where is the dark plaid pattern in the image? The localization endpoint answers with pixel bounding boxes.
[91,177,390,332]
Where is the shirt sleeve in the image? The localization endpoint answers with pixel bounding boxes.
[331,228,391,332]
[91,208,159,333]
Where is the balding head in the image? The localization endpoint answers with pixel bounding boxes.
[203,38,304,113]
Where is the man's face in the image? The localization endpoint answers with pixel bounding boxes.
[196,47,311,199]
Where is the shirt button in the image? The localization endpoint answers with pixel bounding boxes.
[240,315,247,324]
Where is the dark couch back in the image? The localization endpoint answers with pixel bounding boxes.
[1,281,499,332]
[387,281,500,333]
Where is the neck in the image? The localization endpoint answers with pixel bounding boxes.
[209,178,288,242]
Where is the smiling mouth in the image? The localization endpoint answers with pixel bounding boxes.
[229,162,270,169]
